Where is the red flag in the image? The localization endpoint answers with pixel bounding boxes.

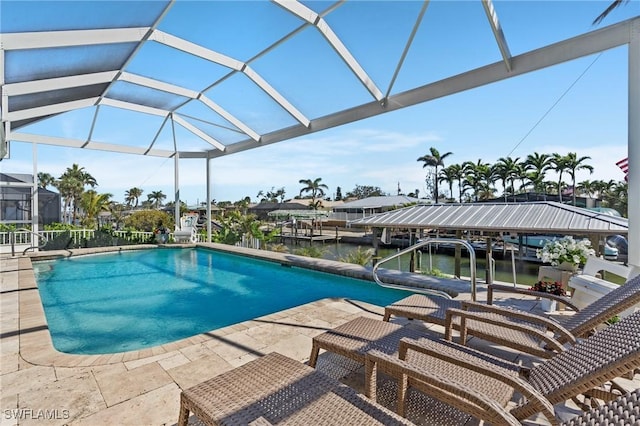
[616,157,628,181]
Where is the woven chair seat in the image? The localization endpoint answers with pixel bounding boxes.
[309,316,425,367]
[563,388,640,425]
[178,352,413,426]
[383,294,460,326]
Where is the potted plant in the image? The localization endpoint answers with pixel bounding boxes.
[530,280,567,296]
[530,280,567,312]
[536,236,595,271]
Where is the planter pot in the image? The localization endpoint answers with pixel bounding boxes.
[539,298,557,312]
[557,262,578,272]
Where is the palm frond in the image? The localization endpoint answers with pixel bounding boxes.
[593,0,628,25]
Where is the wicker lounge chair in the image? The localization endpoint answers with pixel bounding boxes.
[311,311,640,424]
[383,273,640,359]
[561,388,640,425]
[177,351,523,426]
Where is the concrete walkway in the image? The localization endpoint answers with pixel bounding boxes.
[1,245,637,425]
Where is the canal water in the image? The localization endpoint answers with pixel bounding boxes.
[284,241,542,286]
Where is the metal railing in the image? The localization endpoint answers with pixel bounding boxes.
[372,238,478,301]
[7,228,49,256]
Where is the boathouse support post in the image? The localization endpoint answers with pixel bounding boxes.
[589,235,601,258]
[409,229,416,272]
[371,227,380,266]
[485,236,493,284]
[454,230,462,278]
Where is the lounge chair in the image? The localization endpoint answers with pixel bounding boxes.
[383,273,640,359]
[311,310,640,424]
[177,351,521,425]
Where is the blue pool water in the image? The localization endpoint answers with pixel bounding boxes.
[34,248,411,355]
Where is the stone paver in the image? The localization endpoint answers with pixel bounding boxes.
[1,246,638,426]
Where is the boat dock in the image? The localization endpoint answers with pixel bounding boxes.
[280,234,341,244]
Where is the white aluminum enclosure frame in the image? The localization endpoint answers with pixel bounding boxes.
[0,2,638,270]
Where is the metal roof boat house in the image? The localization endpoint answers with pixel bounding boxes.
[349,201,629,282]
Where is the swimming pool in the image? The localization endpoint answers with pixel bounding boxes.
[34,248,411,355]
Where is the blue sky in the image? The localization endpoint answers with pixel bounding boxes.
[2,1,639,205]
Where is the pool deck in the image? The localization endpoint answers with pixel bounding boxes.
[2,245,639,425]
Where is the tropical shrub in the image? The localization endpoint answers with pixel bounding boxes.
[293,246,326,258]
[423,268,447,278]
[124,210,172,233]
[268,243,289,253]
[339,246,374,266]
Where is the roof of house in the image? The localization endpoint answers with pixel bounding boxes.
[249,202,311,211]
[335,195,420,210]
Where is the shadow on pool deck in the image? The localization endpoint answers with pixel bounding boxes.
[2,245,639,425]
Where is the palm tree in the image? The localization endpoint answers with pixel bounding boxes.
[524,170,545,197]
[299,178,328,210]
[438,166,458,202]
[612,181,628,217]
[125,187,143,208]
[37,172,55,189]
[577,180,598,199]
[417,147,453,203]
[594,179,618,200]
[57,164,97,224]
[147,190,166,209]
[109,202,127,230]
[564,152,594,206]
[477,163,498,200]
[54,176,80,224]
[445,163,465,203]
[494,157,521,202]
[524,153,551,196]
[549,153,570,202]
[462,160,491,202]
[80,190,112,228]
[515,162,532,195]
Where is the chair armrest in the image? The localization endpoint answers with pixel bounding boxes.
[488,284,580,312]
[364,349,526,425]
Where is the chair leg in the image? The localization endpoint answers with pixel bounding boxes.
[178,400,190,426]
[309,342,320,367]
[383,311,391,322]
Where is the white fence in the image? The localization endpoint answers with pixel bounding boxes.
[0,229,209,249]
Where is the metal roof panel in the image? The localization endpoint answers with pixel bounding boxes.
[348,202,628,235]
